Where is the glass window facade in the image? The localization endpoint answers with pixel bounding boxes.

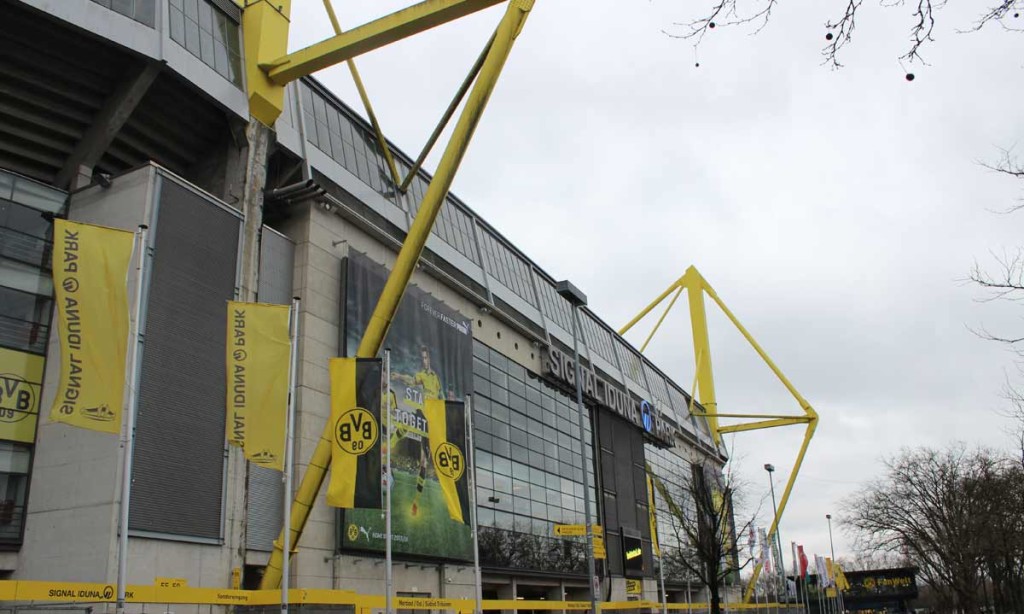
[301,83,395,199]
[645,444,691,552]
[477,229,537,307]
[0,172,61,355]
[0,169,64,548]
[580,311,616,364]
[89,0,157,27]
[0,443,30,546]
[472,340,596,573]
[535,275,575,333]
[615,339,648,389]
[169,0,243,88]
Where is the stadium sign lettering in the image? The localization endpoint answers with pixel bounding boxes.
[544,347,675,445]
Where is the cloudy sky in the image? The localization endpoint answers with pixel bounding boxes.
[287,0,1024,568]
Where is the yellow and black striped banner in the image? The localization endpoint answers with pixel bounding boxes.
[327,357,382,508]
[48,219,134,434]
[423,398,470,524]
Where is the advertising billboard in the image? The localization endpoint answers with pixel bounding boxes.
[340,251,474,561]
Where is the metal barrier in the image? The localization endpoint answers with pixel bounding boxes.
[0,582,803,614]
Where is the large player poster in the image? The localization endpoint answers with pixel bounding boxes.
[341,251,474,561]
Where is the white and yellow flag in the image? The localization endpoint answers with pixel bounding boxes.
[226,301,291,471]
[48,219,135,434]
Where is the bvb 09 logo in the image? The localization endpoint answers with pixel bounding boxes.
[433,442,465,481]
[335,407,378,455]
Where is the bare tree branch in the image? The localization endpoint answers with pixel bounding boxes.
[664,0,1024,70]
[823,0,863,68]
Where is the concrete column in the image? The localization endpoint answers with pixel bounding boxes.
[224,118,272,587]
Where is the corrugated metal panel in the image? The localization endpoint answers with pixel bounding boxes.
[129,177,240,539]
[246,227,294,551]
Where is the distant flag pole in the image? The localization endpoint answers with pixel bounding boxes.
[791,542,799,606]
[281,297,300,614]
[116,225,150,614]
[384,349,393,614]
[465,395,483,614]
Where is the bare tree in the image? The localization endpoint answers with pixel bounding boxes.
[842,445,1016,614]
[650,460,754,614]
[664,0,1023,69]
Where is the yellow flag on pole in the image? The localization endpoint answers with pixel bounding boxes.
[424,398,470,524]
[647,474,661,558]
[225,301,291,470]
[49,219,134,434]
[327,357,382,508]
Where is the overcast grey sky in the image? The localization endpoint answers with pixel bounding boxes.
[288,0,1024,569]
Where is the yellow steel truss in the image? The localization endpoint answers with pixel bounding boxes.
[241,0,535,590]
[619,266,818,603]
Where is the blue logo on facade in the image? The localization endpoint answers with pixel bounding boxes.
[640,400,653,433]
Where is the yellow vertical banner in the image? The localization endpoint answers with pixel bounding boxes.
[0,347,44,443]
[226,301,291,470]
[48,219,134,434]
[423,398,469,523]
[646,474,660,558]
[327,357,382,508]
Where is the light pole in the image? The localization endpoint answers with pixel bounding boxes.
[557,280,599,614]
[764,463,786,603]
[827,514,843,614]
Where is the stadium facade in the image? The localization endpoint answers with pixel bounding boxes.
[0,0,728,606]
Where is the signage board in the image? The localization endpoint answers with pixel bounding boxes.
[543,346,675,445]
[341,252,474,561]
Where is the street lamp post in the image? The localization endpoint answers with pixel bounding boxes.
[557,280,599,614]
[827,514,843,614]
[764,464,786,604]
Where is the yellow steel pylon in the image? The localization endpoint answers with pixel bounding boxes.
[619,266,818,603]
[240,0,537,590]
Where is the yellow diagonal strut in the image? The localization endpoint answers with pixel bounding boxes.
[619,265,818,604]
[253,0,535,590]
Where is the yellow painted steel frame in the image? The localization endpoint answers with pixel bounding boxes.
[250,0,535,591]
[619,266,818,604]
[243,0,513,126]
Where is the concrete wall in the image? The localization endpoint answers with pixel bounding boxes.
[18,167,156,582]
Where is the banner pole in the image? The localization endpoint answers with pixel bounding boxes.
[465,395,483,614]
[115,224,149,614]
[385,349,393,614]
[282,297,301,614]
[658,552,667,614]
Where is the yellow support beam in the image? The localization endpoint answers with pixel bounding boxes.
[743,417,817,603]
[266,0,508,85]
[717,417,812,435]
[620,265,819,604]
[320,0,403,190]
[243,0,292,126]
[640,285,683,353]
[683,267,720,443]
[259,0,535,590]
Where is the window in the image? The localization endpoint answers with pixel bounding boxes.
[169,0,242,87]
[477,230,538,307]
[0,172,62,356]
[472,340,595,558]
[89,0,157,27]
[0,443,30,545]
